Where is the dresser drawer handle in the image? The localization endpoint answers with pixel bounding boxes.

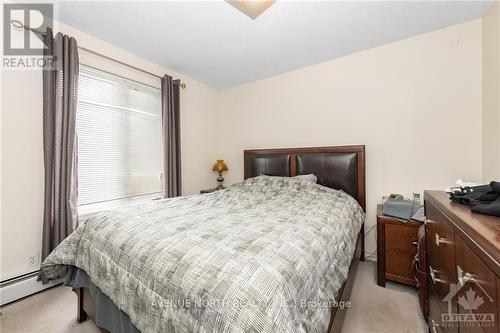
[411,240,418,246]
[435,233,450,247]
[457,265,473,286]
[429,266,447,285]
[430,319,440,333]
[456,266,495,302]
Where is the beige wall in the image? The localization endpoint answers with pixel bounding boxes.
[482,1,500,181]
[1,22,219,280]
[1,70,45,280]
[218,20,483,258]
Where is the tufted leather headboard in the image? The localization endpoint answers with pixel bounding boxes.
[244,145,365,211]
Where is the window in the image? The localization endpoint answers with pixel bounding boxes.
[76,65,162,213]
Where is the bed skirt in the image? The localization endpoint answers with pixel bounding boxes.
[65,266,140,333]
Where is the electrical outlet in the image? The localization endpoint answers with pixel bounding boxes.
[28,252,39,267]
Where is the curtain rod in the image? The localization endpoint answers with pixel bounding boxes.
[78,46,186,89]
[10,20,186,89]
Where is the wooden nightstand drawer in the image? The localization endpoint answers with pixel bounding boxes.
[377,205,423,287]
[385,223,419,251]
[385,223,419,284]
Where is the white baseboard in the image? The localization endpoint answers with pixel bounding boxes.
[0,272,62,306]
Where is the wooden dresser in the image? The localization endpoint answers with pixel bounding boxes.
[425,191,500,333]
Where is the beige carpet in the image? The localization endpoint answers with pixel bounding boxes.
[342,261,427,333]
[0,261,427,333]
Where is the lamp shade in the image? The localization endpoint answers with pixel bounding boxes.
[212,160,228,173]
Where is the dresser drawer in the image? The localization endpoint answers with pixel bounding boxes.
[428,280,458,333]
[455,235,497,333]
[426,201,457,300]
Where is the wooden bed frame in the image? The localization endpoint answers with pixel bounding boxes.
[77,145,366,333]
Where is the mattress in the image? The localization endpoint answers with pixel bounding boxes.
[42,175,364,333]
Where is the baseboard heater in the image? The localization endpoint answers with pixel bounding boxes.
[0,271,62,306]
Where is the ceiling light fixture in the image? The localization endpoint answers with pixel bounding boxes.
[226,0,276,19]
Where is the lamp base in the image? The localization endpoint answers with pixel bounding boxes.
[216,173,225,190]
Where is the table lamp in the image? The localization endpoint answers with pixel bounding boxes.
[212,160,228,189]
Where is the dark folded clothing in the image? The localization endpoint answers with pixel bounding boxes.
[450,184,494,205]
[472,197,500,217]
[477,191,499,202]
[451,181,500,218]
[491,181,500,193]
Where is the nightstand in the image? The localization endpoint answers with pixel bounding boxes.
[200,188,219,194]
[376,204,422,287]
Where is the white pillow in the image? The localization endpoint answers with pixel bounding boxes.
[294,174,317,184]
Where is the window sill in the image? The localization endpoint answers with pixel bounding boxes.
[78,193,162,221]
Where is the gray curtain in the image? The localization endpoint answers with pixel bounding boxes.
[41,29,79,277]
[161,75,181,197]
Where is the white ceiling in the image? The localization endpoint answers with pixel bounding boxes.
[57,1,493,89]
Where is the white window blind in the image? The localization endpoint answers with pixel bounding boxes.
[76,65,162,208]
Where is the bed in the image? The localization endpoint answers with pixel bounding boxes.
[41,145,366,333]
